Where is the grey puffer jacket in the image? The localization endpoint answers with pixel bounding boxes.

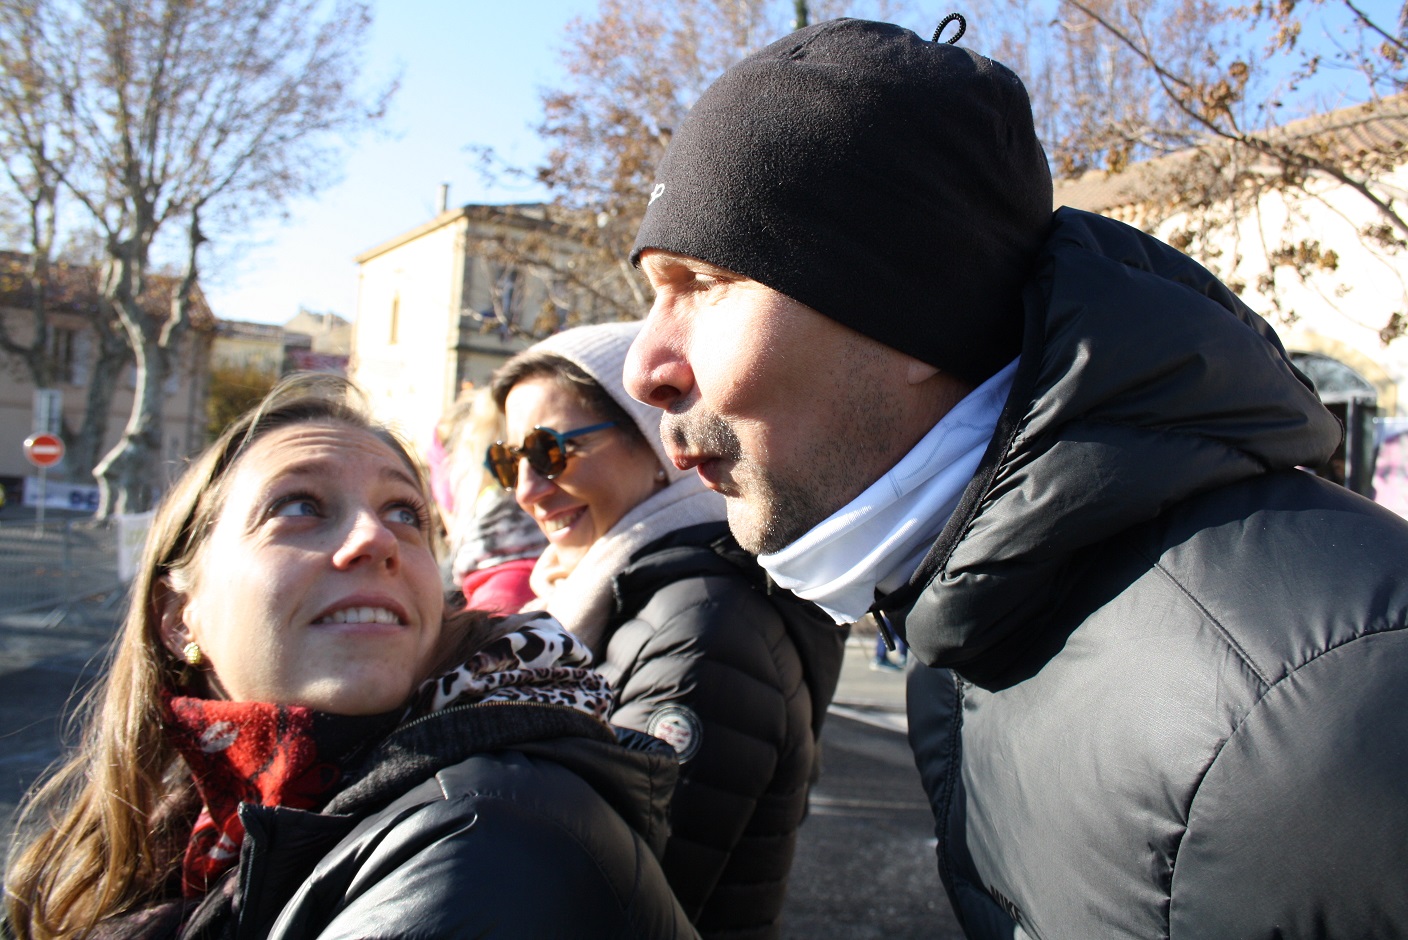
[891,208,1408,939]
[168,703,696,940]
[594,522,848,940]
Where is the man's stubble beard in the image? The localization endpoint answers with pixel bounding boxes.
[661,404,887,556]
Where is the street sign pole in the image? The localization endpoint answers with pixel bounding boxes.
[30,392,60,536]
[34,465,46,536]
[24,432,66,537]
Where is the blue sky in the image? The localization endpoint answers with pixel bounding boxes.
[200,1,598,325]
[194,0,1372,327]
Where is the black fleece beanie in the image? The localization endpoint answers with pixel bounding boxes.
[631,18,1052,387]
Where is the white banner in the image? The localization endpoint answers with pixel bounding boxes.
[22,478,100,512]
[117,511,156,583]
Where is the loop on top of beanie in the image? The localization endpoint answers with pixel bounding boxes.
[933,13,966,44]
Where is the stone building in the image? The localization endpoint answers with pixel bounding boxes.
[351,200,622,453]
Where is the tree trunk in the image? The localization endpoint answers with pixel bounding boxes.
[68,311,132,487]
[0,190,58,417]
[93,320,170,518]
[93,216,200,520]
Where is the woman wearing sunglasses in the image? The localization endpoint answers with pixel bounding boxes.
[486,321,847,940]
[4,375,692,940]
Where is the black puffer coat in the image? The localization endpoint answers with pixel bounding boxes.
[593,522,848,940]
[164,703,695,939]
[892,208,1408,939]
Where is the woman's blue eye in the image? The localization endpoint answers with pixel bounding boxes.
[386,504,425,528]
[272,497,320,518]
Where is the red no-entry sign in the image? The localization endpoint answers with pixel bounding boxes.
[24,432,65,468]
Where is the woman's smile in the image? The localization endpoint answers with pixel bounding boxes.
[541,505,588,535]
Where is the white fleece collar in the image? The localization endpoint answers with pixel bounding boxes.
[759,359,1017,624]
[527,473,727,651]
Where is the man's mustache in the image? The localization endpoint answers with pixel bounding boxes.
[661,410,743,461]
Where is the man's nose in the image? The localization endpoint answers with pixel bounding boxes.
[625,312,692,410]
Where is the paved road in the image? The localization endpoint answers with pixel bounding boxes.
[0,607,113,843]
[782,648,965,937]
[0,509,965,936]
[0,510,125,852]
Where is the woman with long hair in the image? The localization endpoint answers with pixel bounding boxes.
[440,385,547,614]
[3,374,692,940]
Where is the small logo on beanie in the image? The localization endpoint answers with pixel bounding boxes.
[649,183,665,205]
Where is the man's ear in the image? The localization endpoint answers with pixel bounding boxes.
[155,576,193,659]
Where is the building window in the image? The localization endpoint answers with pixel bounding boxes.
[495,266,521,328]
[389,294,400,345]
[47,326,77,384]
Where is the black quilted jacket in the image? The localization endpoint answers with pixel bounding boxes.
[595,522,848,940]
[893,208,1408,939]
[129,703,696,940]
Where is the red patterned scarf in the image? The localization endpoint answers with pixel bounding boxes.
[163,615,609,899]
[163,695,395,897]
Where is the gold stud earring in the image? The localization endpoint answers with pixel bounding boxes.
[182,641,204,667]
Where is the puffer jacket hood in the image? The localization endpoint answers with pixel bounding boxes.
[886,207,1340,682]
[329,701,679,857]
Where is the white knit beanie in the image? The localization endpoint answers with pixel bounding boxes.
[527,320,687,484]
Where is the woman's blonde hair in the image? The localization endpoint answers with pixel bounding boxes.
[443,385,504,518]
[4,374,487,939]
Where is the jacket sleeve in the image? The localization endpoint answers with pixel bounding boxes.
[266,758,699,940]
[602,573,812,921]
[1167,629,1408,937]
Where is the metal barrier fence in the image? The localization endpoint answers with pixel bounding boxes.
[0,517,123,616]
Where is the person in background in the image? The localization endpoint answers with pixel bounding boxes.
[440,385,547,613]
[425,396,461,529]
[488,321,848,940]
[624,16,1408,938]
[3,374,693,940]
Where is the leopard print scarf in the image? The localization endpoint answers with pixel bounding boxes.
[408,614,612,720]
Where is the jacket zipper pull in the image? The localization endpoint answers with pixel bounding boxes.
[875,609,898,652]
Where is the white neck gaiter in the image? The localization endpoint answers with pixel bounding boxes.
[759,359,1017,624]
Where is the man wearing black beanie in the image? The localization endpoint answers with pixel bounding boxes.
[625,16,1408,940]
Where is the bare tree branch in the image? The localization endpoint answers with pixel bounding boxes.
[0,0,391,515]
